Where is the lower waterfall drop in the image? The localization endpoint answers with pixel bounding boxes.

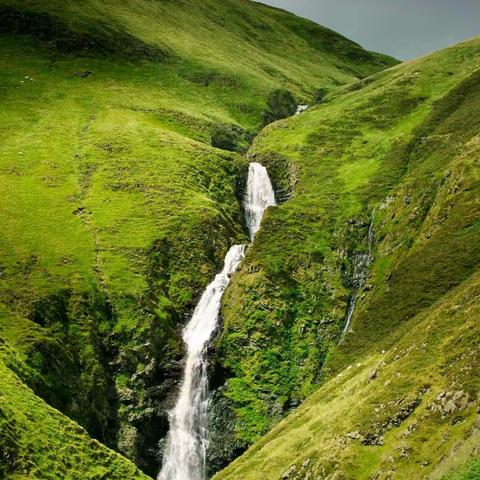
[158,162,276,480]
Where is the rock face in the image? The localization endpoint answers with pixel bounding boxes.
[430,391,471,416]
[207,388,247,477]
[217,199,378,444]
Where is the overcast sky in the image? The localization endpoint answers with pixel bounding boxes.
[259,0,480,60]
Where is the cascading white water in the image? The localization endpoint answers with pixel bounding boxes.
[295,104,309,115]
[158,245,245,480]
[244,162,277,240]
[158,163,276,480]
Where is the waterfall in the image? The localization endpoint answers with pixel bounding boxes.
[244,162,277,240]
[342,214,375,336]
[158,163,276,480]
[158,245,245,480]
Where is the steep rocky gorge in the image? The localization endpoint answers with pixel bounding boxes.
[1,1,479,479]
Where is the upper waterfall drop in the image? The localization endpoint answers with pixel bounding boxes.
[244,162,277,240]
[158,163,276,480]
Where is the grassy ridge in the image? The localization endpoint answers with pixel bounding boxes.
[215,37,480,478]
[0,34,247,472]
[0,0,396,98]
[0,0,395,476]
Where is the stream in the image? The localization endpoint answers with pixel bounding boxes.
[158,162,276,480]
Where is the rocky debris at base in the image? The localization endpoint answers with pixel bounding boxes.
[280,458,314,480]
[281,465,297,479]
[362,433,385,446]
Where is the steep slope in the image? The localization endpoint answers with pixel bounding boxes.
[215,37,480,479]
[0,359,148,480]
[217,273,480,480]
[444,458,480,480]
[0,0,396,477]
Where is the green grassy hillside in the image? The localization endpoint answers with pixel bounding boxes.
[0,0,396,477]
[215,37,480,479]
[0,360,148,480]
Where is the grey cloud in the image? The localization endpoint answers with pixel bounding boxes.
[259,0,480,60]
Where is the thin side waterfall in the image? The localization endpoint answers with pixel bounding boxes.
[158,162,276,480]
[342,213,375,336]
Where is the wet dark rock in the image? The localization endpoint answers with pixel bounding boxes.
[206,387,247,477]
[74,70,92,78]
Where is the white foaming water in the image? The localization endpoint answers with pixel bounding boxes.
[295,104,309,115]
[244,162,277,240]
[158,245,245,480]
[158,163,275,480]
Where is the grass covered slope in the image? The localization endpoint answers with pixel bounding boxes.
[0,0,395,104]
[215,36,480,478]
[217,272,480,480]
[0,0,396,476]
[0,362,149,480]
[0,33,247,474]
